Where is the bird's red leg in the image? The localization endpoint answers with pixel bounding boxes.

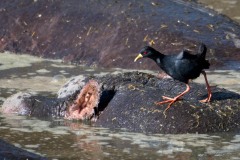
[155,84,190,113]
[199,71,212,103]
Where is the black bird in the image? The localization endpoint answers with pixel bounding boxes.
[134,44,212,113]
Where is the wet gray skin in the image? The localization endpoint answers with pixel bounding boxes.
[1,0,240,70]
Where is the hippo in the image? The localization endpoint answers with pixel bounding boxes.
[2,72,240,134]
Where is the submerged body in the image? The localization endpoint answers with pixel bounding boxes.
[134,44,212,114]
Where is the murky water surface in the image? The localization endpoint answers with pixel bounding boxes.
[198,0,240,24]
[1,1,240,159]
[1,114,240,160]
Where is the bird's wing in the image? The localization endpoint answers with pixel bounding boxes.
[174,56,201,80]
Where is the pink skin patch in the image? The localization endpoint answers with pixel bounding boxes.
[157,72,171,79]
[65,80,100,121]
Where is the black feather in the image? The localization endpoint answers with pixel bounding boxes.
[138,44,210,83]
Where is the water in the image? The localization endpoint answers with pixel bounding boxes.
[1,114,240,160]
[198,0,240,24]
[1,0,240,159]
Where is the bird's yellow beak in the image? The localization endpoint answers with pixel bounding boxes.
[134,54,143,62]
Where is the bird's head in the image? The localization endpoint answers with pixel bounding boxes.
[134,46,156,62]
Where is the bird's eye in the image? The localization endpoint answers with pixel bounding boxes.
[143,51,147,55]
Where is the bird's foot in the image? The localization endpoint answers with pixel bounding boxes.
[199,91,212,103]
[155,96,181,117]
[154,96,182,105]
[155,97,173,104]
[199,97,211,103]
[162,96,183,101]
[161,96,174,100]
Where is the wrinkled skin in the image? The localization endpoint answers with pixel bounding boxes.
[2,72,240,134]
[0,0,240,69]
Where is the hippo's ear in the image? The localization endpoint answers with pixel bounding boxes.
[1,92,33,115]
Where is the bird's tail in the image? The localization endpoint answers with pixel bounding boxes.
[197,43,209,69]
[197,43,207,59]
